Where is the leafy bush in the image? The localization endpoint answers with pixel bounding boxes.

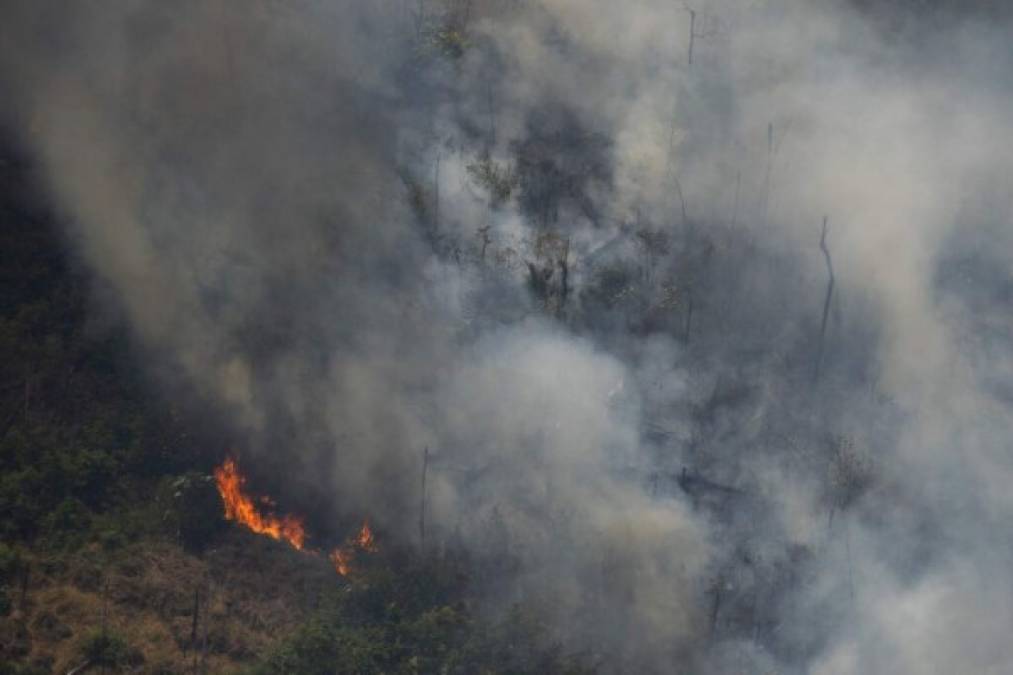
[163,472,228,552]
[0,542,21,582]
[78,629,143,670]
[249,563,593,675]
[250,618,390,675]
[39,497,92,550]
[0,663,49,675]
[0,587,11,617]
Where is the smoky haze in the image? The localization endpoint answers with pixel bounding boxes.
[3,0,1013,672]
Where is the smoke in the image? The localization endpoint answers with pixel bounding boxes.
[3,0,1013,671]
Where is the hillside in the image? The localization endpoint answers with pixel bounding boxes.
[0,140,588,674]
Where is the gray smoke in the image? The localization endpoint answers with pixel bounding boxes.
[3,0,1013,672]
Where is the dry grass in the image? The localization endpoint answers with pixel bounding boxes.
[3,529,341,673]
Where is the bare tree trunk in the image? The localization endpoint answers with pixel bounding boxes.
[684,288,694,344]
[730,169,741,229]
[414,0,426,39]
[761,123,773,225]
[19,562,29,610]
[687,9,696,65]
[0,405,19,442]
[814,216,834,382]
[709,583,722,638]
[419,447,429,551]
[199,581,211,674]
[433,152,441,232]
[672,174,689,233]
[100,581,108,675]
[557,238,570,316]
[478,225,491,263]
[23,373,31,420]
[845,516,855,606]
[185,588,199,661]
[486,80,496,147]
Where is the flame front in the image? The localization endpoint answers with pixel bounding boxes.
[329,520,377,576]
[356,520,377,552]
[214,458,307,551]
[213,457,378,577]
[329,548,352,576]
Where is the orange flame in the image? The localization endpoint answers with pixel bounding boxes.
[213,457,377,577]
[329,520,377,576]
[329,548,353,576]
[356,520,378,552]
[214,458,306,551]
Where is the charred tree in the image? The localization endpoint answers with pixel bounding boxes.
[478,224,491,263]
[761,123,774,224]
[684,287,694,344]
[681,4,714,67]
[730,169,741,229]
[419,446,429,551]
[557,237,570,316]
[433,151,441,233]
[687,7,697,65]
[814,216,834,383]
[185,587,200,659]
[199,582,211,675]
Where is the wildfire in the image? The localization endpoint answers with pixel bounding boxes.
[329,548,353,576]
[213,457,378,578]
[356,520,378,552]
[213,458,307,551]
[329,520,377,576]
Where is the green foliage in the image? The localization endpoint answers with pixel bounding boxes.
[250,616,390,675]
[41,497,91,548]
[249,562,593,675]
[0,542,22,617]
[78,629,143,670]
[164,472,227,552]
[0,663,49,675]
[0,542,21,582]
[450,604,594,675]
[0,159,204,549]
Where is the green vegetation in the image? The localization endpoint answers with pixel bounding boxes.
[252,577,592,675]
[77,629,143,670]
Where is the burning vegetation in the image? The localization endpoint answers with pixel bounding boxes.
[213,457,375,576]
[329,520,377,575]
[213,458,307,550]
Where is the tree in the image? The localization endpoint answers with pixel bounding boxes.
[814,217,834,383]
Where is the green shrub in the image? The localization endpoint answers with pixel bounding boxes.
[248,564,594,675]
[0,542,21,582]
[250,618,389,675]
[163,472,227,553]
[78,629,143,670]
[41,497,91,549]
[0,663,49,675]
[0,587,11,617]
